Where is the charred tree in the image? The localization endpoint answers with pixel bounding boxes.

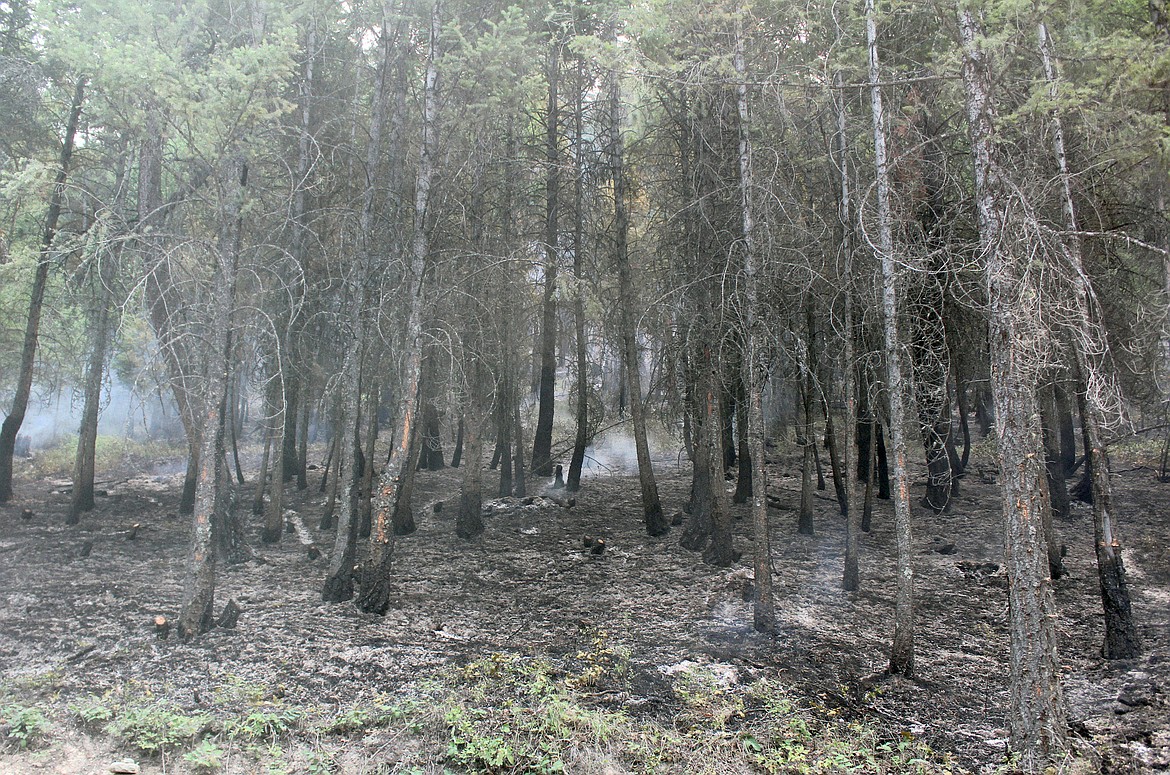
[531,41,561,479]
[355,1,440,615]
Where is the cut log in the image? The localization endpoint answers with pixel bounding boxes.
[20,509,33,520]
[126,523,140,540]
[153,615,169,639]
[307,544,322,561]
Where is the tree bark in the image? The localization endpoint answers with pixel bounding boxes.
[1036,19,1140,660]
[531,41,561,479]
[178,153,246,640]
[567,57,589,494]
[733,16,774,630]
[834,66,862,592]
[69,189,121,524]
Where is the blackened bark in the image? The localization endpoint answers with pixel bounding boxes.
[701,362,736,568]
[567,57,589,494]
[253,428,272,516]
[1053,382,1077,477]
[451,415,464,468]
[797,374,816,536]
[355,0,439,615]
[955,367,972,471]
[69,232,118,524]
[1038,17,1139,660]
[178,153,246,640]
[296,389,310,490]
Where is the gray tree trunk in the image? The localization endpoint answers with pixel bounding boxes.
[1037,19,1140,661]
[177,152,246,640]
[867,0,915,676]
[733,18,774,630]
[958,7,1067,766]
[356,0,440,615]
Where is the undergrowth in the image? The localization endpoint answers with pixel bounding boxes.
[10,643,969,773]
[24,435,182,478]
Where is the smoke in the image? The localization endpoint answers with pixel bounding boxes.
[2,378,180,451]
[581,427,678,476]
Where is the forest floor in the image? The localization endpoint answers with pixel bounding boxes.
[0,437,1167,774]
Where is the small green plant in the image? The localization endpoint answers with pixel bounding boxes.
[68,694,116,728]
[105,703,212,754]
[227,705,304,742]
[1,704,49,749]
[318,697,414,736]
[183,738,225,773]
[305,748,338,774]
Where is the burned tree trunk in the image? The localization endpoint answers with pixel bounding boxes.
[733,23,774,630]
[531,42,561,479]
[178,153,246,640]
[959,8,1067,764]
[608,57,668,537]
[355,1,440,615]
[1036,18,1140,660]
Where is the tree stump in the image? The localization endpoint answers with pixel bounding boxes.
[217,599,242,629]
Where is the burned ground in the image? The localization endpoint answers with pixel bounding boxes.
[0,445,1167,774]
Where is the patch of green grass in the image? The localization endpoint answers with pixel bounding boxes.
[317,696,416,736]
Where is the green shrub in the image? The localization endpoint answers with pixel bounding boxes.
[183,738,225,773]
[1,704,49,749]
